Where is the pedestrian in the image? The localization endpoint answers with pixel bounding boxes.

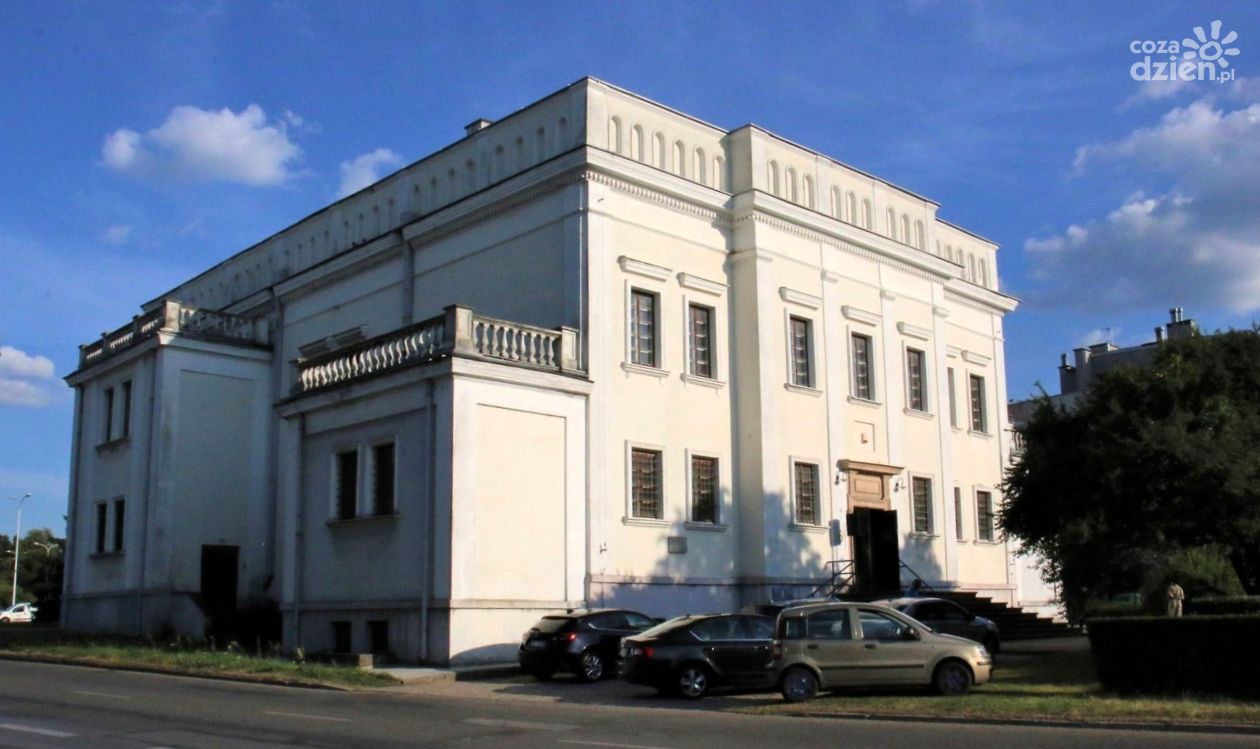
[1166,581,1184,617]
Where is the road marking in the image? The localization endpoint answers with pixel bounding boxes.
[561,736,680,741]
[464,718,576,731]
[0,722,77,738]
[72,690,133,700]
[260,710,352,723]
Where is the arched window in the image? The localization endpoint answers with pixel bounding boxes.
[934,240,941,257]
[803,175,815,209]
[713,155,725,190]
[693,148,706,185]
[535,127,547,161]
[652,132,666,169]
[901,215,911,245]
[980,258,990,288]
[557,117,568,149]
[608,117,623,154]
[494,145,506,179]
[630,125,644,162]
[830,187,841,218]
[673,140,686,176]
[862,199,872,229]
[785,167,797,202]
[887,208,897,239]
[847,192,858,224]
[967,253,977,281]
[915,221,926,250]
[515,137,526,170]
[768,160,780,196]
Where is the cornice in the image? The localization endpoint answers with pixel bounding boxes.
[584,169,726,225]
[779,287,823,309]
[842,305,881,326]
[618,255,672,281]
[677,272,726,295]
[897,322,933,341]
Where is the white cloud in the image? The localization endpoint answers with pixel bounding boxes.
[0,379,51,407]
[1026,93,1260,313]
[101,104,304,186]
[101,224,132,245]
[0,346,55,380]
[1122,78,1198,108]
[337,148,402,197]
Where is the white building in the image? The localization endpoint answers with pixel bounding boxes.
[63,78,1023,664]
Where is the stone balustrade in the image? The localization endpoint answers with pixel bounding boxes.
[293,305,582,396]
[78,301,270,369]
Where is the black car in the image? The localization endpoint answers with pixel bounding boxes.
[619,613,776,698]
[519,609,657,681]
[877,597,1001,653]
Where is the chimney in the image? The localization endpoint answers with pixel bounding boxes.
[464,118,493,136]
[1058,353,1078,394]
[1154,326,1164,343]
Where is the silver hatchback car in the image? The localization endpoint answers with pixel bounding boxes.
[770,602,992,702]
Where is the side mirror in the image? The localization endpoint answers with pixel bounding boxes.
[902,626,920,641]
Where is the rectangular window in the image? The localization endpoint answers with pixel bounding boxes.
[95,503,107,554]
[970,374,988,433]
[906,349,927,412]
[947,367,958,427]
[371,443,395,516]
[331,621,352,653]
[103,387,115,442]
[911,477,933,534]
[121,381,132,438]
[629,290,657,367]
[630,448,663,519]
[690,455,718,524]
[368,620,389,654]
[954,486,964,540]
[688,304,714,378]
[112,499,126,552]
[977,490,995,542]
[336,450,359,520]
[794,462,820,526]
[789,316,812,387]
[851,333,873,400]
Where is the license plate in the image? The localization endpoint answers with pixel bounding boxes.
[526,638,548,650]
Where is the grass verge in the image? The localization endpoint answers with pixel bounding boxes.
[738,644,1260,726]
[0,627,398,689]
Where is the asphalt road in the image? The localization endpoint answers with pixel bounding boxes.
[0,660,1252,749]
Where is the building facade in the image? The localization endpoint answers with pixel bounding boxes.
[63,78,1022,664]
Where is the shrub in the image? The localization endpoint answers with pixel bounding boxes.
[1186,596,1260,615]
[1088,615,1260,697]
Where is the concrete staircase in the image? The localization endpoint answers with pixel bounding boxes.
[935,590,1078,640]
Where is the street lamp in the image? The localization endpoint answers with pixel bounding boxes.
[8,494,31,608]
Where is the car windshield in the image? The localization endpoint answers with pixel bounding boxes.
[532,616,573,633]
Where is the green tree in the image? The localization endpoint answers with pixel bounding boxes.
[0,528,64,619]
[1003,328,1260,618]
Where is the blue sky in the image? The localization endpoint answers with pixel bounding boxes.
[2,1,1257,535]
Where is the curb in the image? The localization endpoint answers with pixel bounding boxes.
[451,663,522,681]
[0,652,385,691]
[780,709,1260,736]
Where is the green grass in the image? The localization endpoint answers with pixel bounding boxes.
[0,627,398,689]
[739,647,1260,725]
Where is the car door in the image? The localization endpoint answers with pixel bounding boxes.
[689,616,758,684]
[853,608,932,684]
[795,607,870,688]
[587,612,630,660]
[934,600,977,641]
[730,616,775,686]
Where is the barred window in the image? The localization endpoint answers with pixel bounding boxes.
[689,304,714,378]
[970,374,988,433]
[789,317,812,387]
[911,477,933,534]
[977,490,996,541]
[691,455,718,524]
[794,462,820,525]
[852,333,873,400]
[630,290,657,367]
[906,349,927,412]
[371,443,395,516]
[112,498,126,552]
[95,502,107,554]
[631,448,663,519]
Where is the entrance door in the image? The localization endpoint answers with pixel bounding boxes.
[200,545,239,642]
[849,509,900,596]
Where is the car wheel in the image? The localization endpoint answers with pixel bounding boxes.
[578,650,606,682]
[676,664,711,699]
[933,660,973,696]
[529,667,556,681]
[780,666,819,703]
[982,634,1000,655]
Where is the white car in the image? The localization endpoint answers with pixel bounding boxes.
[0,603,37,623]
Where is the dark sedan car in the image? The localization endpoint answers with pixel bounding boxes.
[619,613,776,698]
[519,609,657,681]
[877,597,1000,653]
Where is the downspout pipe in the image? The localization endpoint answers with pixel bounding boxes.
[136,348,161,635]
[420,378,436,662]
[293,413,307,648]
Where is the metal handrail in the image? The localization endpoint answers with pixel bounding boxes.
[809,559,855,599]
[898,560,937,594]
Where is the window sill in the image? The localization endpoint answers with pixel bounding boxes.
[622,516,669,528]
[847,396,882,408]
[681,373,726,389]
[327,513,400,528]
[685,521,729,533]
[95,437,131,453]
[968,429,993,439]
[784,383,823,397]
[621,362,671,379]
[908,531,938,540]
[90,551,124,559]
[903,408,934,420]
[974,538,1002,545]
[789,522,827,534]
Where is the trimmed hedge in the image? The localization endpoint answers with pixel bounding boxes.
[1186,596,1260,616]
[1087,615,1260,697]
